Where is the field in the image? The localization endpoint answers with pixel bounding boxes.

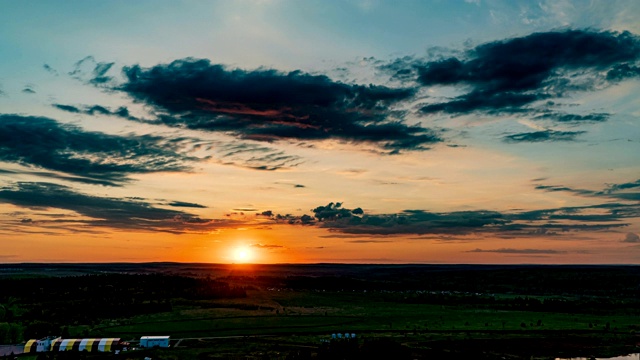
[1,263,639,359]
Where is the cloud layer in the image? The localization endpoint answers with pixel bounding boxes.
[263,197,638,237]
[0,114,191,186]
[0,182,221,233]
[412,30,640,116]
[105,59,442,152]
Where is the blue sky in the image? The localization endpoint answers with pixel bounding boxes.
[0,0,639,264]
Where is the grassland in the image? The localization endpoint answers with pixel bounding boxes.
[2,263,640,359]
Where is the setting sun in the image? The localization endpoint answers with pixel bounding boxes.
[233,247,253,263]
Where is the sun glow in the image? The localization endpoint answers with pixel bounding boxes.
[233,247,253,263]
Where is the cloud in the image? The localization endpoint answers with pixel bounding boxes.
[270,203,508,235]
[0,168,124,187]
[605,179,640,193]
[534,112,610,123]
[511,202,639,224]
[535,178,640,201]
[503,130,586,142]
[412,30,640,116]
[104,58,441,152]
[277,201,637,237]
[623,232,640,243]
[0,114,192,185]
[232,208,258,214]
[166,201,207,208]
[53,105,304,171]
[215,142,304,171]
[0,182,227,233]
[347,240,393,243]
[69,56,116,85]
[467,248,567,254]
[250,243,284,249]
[53,103,140,121]
[43,64,59,76]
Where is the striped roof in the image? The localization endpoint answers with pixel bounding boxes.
[50,338,121,352]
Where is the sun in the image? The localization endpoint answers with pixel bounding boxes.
[233,247,253,263]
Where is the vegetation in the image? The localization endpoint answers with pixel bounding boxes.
[0,263,639,359]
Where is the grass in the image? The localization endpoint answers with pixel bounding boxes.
[78,289,639,339]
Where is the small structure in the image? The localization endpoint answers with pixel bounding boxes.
[139,336,170,348]
[24,337,58,353]
[24,337,122,353]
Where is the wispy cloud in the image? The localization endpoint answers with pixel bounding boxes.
[251,243,285,249]
[166,201,207,208]
[503,130,587,143]
[467,248,567,254]
[0,114,191,186]
[535,178,640,201]
[52,104,305,171]
[0,182,236,234]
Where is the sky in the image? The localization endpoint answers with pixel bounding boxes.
[0,0,639,264]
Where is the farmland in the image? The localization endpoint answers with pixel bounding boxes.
[1,263,639,359]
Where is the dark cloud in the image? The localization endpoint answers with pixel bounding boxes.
[511,202,639,224]
[467,248,566,254]
[53,104,82,113]
[623,232,640,243]
[605,179,640,193]
[534,112,610,123]
[69,56,116,85]
[504,130,586,143]
[269,212,316,225]
[0,114,191,185]
[270,203,508,235]
[534,185,596,196]
[0,168,121,187]
[166,201,207,208]
[0,182,222,233]
[53,103,140,121]
[105,58,441,152]
[22,86,36,94]
[315,208,508,235]
[412,30,640,116]
[612,193,640,201]
[43,64,59,76]
[535,178,640,201]
[279,201,637,237]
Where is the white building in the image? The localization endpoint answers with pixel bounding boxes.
[139,336,170,348]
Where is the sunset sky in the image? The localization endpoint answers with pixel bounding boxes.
[1,0,639,264]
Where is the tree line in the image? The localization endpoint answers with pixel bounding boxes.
[0,273,246,343]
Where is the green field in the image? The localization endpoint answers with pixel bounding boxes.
[88,290,639,338]
[2,263,640,359]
